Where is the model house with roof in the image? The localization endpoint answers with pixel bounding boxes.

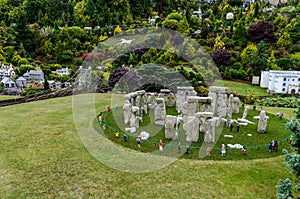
[16,76,27,88]
[0,63,16,79]
[260,70,300,94]
[48,80,62,90]
[1,77,16,88]
[23,70,44,82]
[56,67,70,76]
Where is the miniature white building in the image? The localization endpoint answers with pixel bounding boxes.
[1,77,16,88]
[24,70,44,82]
[16,76,27,88]
[260,70,300,94]
[56,67,70,76]
[48,80,62,90]
[0,63,16,79]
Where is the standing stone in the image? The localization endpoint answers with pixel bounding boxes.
[204,117,218,143]
[208,86,229,118]
[227,94,234,127]
[176,87,197,113]
[182,99,197,132]
[185,116,200,142]
[148,93,156,109]
[130,106,140,129]
[242,106,250,119]
[154,98,166,125]
[165,115,178,140]
[123,99,131,124]
[256,110,268,133]
[232,97,240,113]
[167,93,175,107]
[197,112,213,133]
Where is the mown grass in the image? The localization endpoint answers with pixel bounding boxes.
[214,80,269,97]
[0,93,293,198]
[0,95,20,100]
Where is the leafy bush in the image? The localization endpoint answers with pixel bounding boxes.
[18,64,35,75]
[211,49,232,67]
[247,21,277,43]
[240,43,257,65]
[277,58,292,70]
[108,68,140,92]
[166,13,182,22]
[73,58,83,66]
[255,97,298,108]
[162,19,179,30]
[223,70,232,80]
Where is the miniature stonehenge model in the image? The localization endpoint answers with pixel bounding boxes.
[121,85,266,144]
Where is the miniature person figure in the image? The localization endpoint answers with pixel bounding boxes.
[159,140,163,151]
[242,146,247,155]
[207,146,211,157]
[253,105,256,111]
[115,104,119,110]
[106,106,111,112]
[268,142,273,153]
[288,137,293,144]
[185,146,189,154]
[114,132,120,138]
[221,144,226,156]
[279,113,283,121]
[178,142,181,154]
[242,103,244,108]
[123,133,128,142]
[98,112,103,126]
[136,136,141,149]
[273,140,278,152]
[291,117,295,124]
[236,123,240,132]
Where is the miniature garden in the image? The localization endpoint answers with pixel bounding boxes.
[95,88,293,161]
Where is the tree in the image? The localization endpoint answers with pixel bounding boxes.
[86,0,96,17]
[213,34,225,50]
[277,32,293,49]
[177,16,190,35]
[166,13,183,22]
[211,49,232,67]
[247,21,277,43]
[232,20,247,47]
[277,103,300,198]
[267,51,280,70]
[162,19,179,30]
[289,21,300,43]
[240,43,257,66]
[251,41,268,75]
[44,78,50,90]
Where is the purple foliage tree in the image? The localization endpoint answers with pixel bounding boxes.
[108,68,140,92]
[247,21,277,43]
[211,49,232,67]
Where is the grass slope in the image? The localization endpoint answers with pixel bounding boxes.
[214,80,269,97]
[0,95,20,100]
[0,93,292,198]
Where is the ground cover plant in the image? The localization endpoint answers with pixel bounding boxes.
[0,93,294,198]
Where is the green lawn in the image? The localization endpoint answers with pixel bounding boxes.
[0,93,294,198]
[214,80,269,97]
[0,95,20,100]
